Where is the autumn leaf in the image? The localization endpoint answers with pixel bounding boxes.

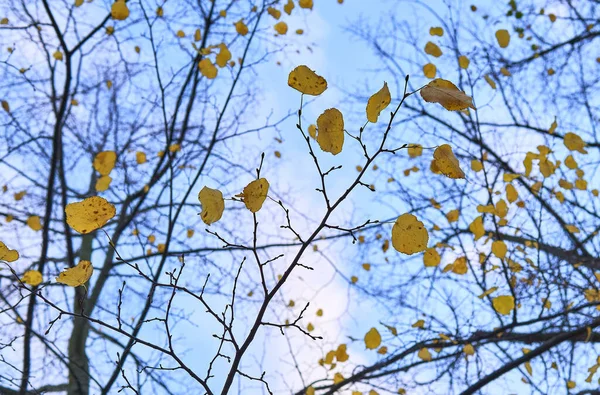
[65,196,116,234]
[234,20,249,36]
[420,79,475,111]
[21,270,42,286]
[240,178,269,213]
[288,65,328,96]
[492,295,515,315]
[198,186,225,225]
[366,82,391,123]
[0,241,19,262]
[364,327,381,349]
[56,260,93,287]
[495,29,510,48]
[93,151,117,176]
[433,144,465,179]
[111,0,130,21]
[391,213,428,255]
[316,108,344,155]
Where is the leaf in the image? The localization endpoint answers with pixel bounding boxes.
[364,327,381,349]
[288,65,328,96]
[234,20,249,36]
[95,176,112,192]
[495,29,510,48]
[492,240,507,259]
[53,50,63,61]
[478,287,498,299]
[412,319,425,328]
[458,55,470,69]
[506,184,518,203]
[463,344,475,356]
[267,7,281,19]
[27,215,42,231]
[366,82,391,123]
[111,0,130,21]
[215,43,232,68]
[274,21,288,35]
[564,132,587,154]
[452,256,468,274]
[198,186,225,225]
[316,108,344,155]
[1,100,10,113]
[284,0,294,15]
[241,178,269,213]
[136,151,146,164]
[56,260,93,287]
[199,58,218,79]
[391,213,428,255]
[423,248,441,267]
[299,0,313,9]
[408,144,423,158]
[484,75,496,89]
[21,270,42,286]
[423,63,436,79]
[429,27,444,36]
[446,209,459,223]
[65,196,116,234]
[420,79,475,111]
[418,347,432,361]
[424,41,442,57]
[0,241,19,262]
[469,216,485,240]
[492,295,515,315]
[433,144,465,179]
[93,151,117,176]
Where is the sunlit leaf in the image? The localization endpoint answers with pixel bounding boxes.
[420,79,475,111]
[198,186,225,225]
[65,196,116,234]
[316,108,344,155]
[56,260,93,287]
[391,213,428,255]
[366,82,391,123]
[288,65,328,96]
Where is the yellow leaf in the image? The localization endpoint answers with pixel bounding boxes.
[65,196,116,234]
[424,41,442,57]
[316,309,323,317]
[500,67,511,76]
[274,21,288,35]
[284,0,295,15]
[216,43,232,68]
[469,216,485,240]
[21,270,43,286]
[452,256,468,274]
[241,178,269,213]
[305,387,315,395]
[408,144,423,158]
[392,213,428,255]
[564,132,587,154]
[288,65,328,96]
[492,295,515,315]
[484,75,496,89]
[366,82,391,123]
[0,241,19,262]
[565,225,580,233]
[194,29,201,41]
[495,29,510,48]
[199,58,218,79]
[420,79,475,111]
[418,347,432,361]
[423,63,436,79]
[156,6,163,17]
[506,184,518,203]
[1,100,10,113]
[93,151,117,176]
[316,108,344,155]
[95,175,112,192]
[234,19,249,35]
[446,209,459,223]
[364,327,381,349]
[176,30,185,38]
[111,0,129,21]
[471,159,483,172]
[187,229,194,238]
[308,124,317,139]
[299,0,313,9]
[56,260,93,287]
[429,27,444,36]
[478,287,498,299]
[423,248,440,267]
[458,55,470,69]
[463,344,475,355]
[566,381,576,389]
[53,50,63,61]
[27,215,42,231]
[492,240,507,259]
[412,319,425,328]
[267,7,281,19]
[433,144,465,179]
[136,151,146,164]
[75,0,84,6]
[336,344,349,361]
[198,187,225,225]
